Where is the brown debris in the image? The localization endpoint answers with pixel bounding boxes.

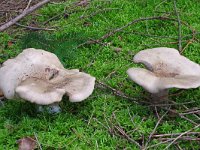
[0,0,41,25]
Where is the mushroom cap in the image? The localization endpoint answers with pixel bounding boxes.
[0,48,95,105]
[127,47,200,93]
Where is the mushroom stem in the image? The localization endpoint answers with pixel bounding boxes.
[37,102,61,114]
[0,90,4,107]
[48,102,61,114]
[0,100,4,107]
[150,89,169,104]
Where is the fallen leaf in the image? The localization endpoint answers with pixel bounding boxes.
[17,137,36,150]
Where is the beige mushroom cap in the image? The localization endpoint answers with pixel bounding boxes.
[0,48,95,105]
[127,47,200,93]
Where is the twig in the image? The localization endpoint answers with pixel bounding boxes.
[149,101,195,107]
[78,16,172,47]
[180,115,198,125]
[93,118,108,129]
[25,0,33,10]
[159,137,200,141]
[94,16,169,43]
[171,101,200,121]
[111,112,142,149]
[154,106,160,119]
[147,134,200,149]
[144,108,170,149]
[158,105,198,125]
[164,124,200,150]
[82,42,107,68]
[173,0,182,51]
[14,23,55,31]
[176,144,183,150]
[147,138,174,149]
[114,125,142,149]
[96,80,150,104]
[43,13,63,25]
[180,110,200,116]
[181,104,200,120]
[0,0,51,32]
[151,132,200,138]
[182,107,200,113]
[180,25,197,54]
[182,32,200,39]
[80,8,121,20]
[122,30,177,39]
[34,132,42,150]
[0,10,21,13]
[154,0,168,10]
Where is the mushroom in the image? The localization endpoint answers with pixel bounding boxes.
[0,48,95,113]
[127,47,200,104]
[0,90,4,107]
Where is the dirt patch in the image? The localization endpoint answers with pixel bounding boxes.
[0,0,42,25]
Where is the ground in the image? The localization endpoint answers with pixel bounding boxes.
[0,0,200,149]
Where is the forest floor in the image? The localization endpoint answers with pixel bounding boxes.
[0,0,200,149]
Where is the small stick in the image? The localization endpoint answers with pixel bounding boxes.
[96,80,150,104]
[149,101,195,107]
[78,16,171,47]
[80,8,121,20]
[147,138,174,149]
[182,104,200,120]
[173,0,182,51]
[0,0,51,32]
[176,144,184,150]
[154,106,160,119]
[151,132,200,138]
[159,137,200,141]
[114,125,142,149]
[171,101,200,121]
[180,115,198,125]
[25,0,33,10]
[180,24,197,54]
[180,110,200,115]
[111,112,142,149]
[144,109,170,149]
[34,132,42,150]
[14,23,55,31]
[43,13,63,25]
[164,124,200,150]
[95,16,168,43]
[182,107,200,113]
[159,105,198,125]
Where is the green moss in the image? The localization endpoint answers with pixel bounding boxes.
[0,0,200,149]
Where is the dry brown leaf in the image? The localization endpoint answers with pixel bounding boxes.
[17,137,36,150]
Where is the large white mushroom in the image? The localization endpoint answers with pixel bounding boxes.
[127,47,200,104]
[0,48,95,112]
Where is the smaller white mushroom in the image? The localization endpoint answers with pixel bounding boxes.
[127,47,200,104]
[0,48,95,113]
